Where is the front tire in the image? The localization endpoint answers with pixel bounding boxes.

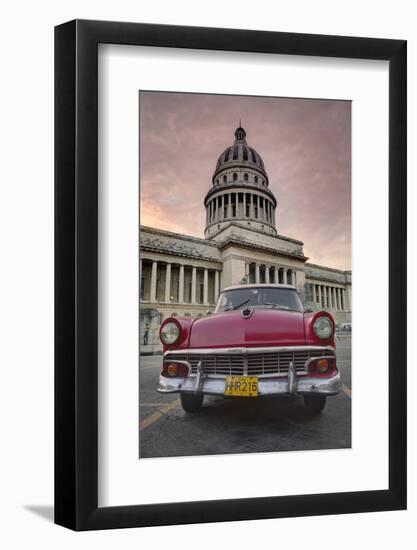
[180,393,204,413]
[303,395,327,414]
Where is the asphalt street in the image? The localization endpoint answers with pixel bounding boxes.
[139,335,351,458]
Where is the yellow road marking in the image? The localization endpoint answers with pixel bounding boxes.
[140,403,165,407]
[139,398,181,431]
[341,383,351,398]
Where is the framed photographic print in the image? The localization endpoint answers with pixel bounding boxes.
[55,20,406,530]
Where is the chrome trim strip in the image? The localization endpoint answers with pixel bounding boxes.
[164,345,335,356]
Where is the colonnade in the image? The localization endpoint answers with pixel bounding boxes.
[140,259,220,306]
[308,282,347,311]
[248,263,297,286]
[206,191,274,226]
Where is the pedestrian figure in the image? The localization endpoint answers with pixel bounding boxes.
[143,323,150,345]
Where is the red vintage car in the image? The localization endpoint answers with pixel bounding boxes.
[157,284,341,414]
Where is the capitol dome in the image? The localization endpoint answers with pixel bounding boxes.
[204,125,277,239]
[213,126,268,185]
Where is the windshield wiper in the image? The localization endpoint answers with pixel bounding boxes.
[230,299,251,311]
[263,302,291,310]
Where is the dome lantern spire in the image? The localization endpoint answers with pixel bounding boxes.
[234,123,247,143]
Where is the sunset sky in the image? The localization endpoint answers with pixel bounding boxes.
[139,92,351,270]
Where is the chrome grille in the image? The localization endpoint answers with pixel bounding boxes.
[164,348,334,377]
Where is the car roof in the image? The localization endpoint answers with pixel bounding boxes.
[222,283,297,292]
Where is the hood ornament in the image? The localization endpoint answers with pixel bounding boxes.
[241,307,254,319]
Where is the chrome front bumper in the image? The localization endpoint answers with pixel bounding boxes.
[157,345,341,398]
[157,370,341,397]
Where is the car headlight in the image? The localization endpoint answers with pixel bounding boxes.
[313,316,333,339]
[160,321,180,345]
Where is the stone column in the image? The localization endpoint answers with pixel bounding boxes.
[250,194,255,218]
[336,288,341,310]
[312,284,317,303]
[255,264,260,284]
[191,266,197,304]
[274,267,279,284]
[214,270,219,301]
[227,193,232,218]
[203,269,209,305]
[164,262,171,302]
[178,264,184,303]
[346,286,352,311]
[139,259,143,299]
[265,266,270,283]
[283,269,288,284]
[318,285,322,307]
[243,193,246,217]
[324,286,328,308]
[341,289,346,311]
[150,260,158,302]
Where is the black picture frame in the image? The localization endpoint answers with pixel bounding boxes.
[55,19,407,531]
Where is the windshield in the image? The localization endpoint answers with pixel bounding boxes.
[215,287,303,313]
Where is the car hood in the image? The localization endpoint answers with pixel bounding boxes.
[188,308,306,349]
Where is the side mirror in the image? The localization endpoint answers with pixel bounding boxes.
[304,308,313,313]
[206,310,213,316]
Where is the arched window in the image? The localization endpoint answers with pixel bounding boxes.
[254,175,258,183]
[242,147,248,161]
[244,173,249,181]
[224,149,230,162]
[223,175,227,183]
[233,146,239,160]
[233,173,238,181]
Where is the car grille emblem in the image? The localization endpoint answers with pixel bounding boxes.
[241,307,253,319]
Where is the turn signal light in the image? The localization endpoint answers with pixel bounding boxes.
[316,359,329,373]
[162,362,189,378]
[308,357,336,377]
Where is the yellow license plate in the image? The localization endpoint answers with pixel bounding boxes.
[224,376,258,397]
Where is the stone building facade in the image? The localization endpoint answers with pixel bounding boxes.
[140,126,351,353]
